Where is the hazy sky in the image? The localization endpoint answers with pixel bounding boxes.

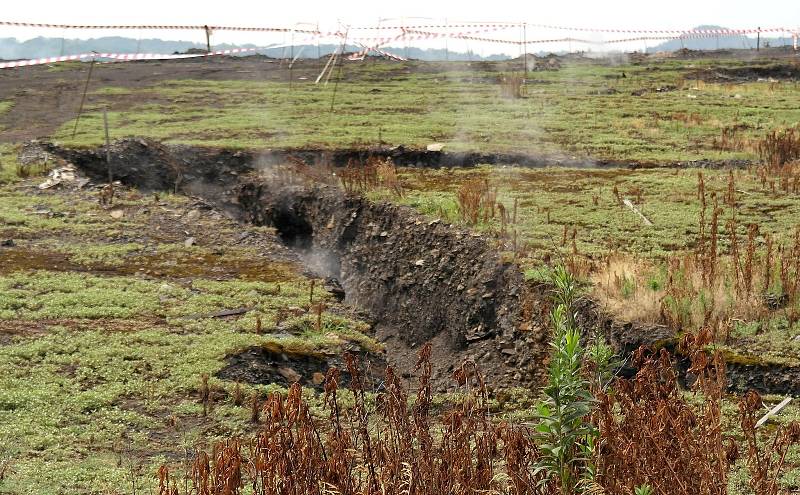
[2,0,798,54]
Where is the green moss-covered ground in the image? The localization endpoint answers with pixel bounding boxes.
[0,180,378,494]
[2,57,792,163]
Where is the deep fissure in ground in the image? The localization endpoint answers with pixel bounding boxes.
[27,138,800,394]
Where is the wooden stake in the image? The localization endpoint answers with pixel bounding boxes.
[315,50,337,84]
[204,25,212,53]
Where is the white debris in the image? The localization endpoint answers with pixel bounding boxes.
[426,143,445,152]
[38,164,80,190]
[756,397,793,428]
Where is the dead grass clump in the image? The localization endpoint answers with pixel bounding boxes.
[671,111,704,126]
[374,156,404,198]
[15,157,55,179]
[456,178,488,225]
[713,124,755,152]
[590,254,663,323]
[757,125,800,171]
[278,155,338,186]
[339,157,378,194]
[595,331,731,494]
[740,390,800,495]
[337,156,403,197]
[232,382,244,407]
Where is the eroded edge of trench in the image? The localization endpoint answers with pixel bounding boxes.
[26,138,800,395]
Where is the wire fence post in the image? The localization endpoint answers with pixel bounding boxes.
[523,23,528,77]
[72,54,96,139]
[103,108,112,184]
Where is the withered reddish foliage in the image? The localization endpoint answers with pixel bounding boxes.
[740,390,800,495]
[757,126,800,171]
[596,349,728,495]
[160,340,800,495]
[594,329,800,495]
[456,178,487,226]
[594,330,731,495]
[162,345,553,495]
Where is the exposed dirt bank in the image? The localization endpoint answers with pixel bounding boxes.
[235,180,548,390]
[26,138,751,181]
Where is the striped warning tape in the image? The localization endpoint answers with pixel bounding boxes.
[352,25,513,59]
[518,23,791,35]
[2,22,797,69]
[1,19,792,37]
[0,42,316,69]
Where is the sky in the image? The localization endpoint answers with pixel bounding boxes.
[2,0,798,55]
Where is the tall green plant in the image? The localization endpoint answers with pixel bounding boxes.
[534,266,597,494]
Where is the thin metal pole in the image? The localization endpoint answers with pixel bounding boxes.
[445,18,449,61]
[103,108,112,184]
[403,17,408,59]
[289,27,294,90]
[72,56,96,139]
[523,23,528,77]
[330,28,349,113]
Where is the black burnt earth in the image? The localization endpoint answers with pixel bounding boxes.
[217,346,385,390]
[236,181,542,390]
[237,182,523,349]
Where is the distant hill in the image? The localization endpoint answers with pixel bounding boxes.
[0,36,511,62]
[647,25,794,52]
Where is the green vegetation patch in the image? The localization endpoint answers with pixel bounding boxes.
[51,58,800,162]
[378,164,800,364]
[0,178,378,494]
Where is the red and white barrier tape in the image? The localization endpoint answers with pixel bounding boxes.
[350,43,407,61]
[525,23,790,35]
[0,41,317,69]
[2,20,797,69]
[1,19,792,37]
